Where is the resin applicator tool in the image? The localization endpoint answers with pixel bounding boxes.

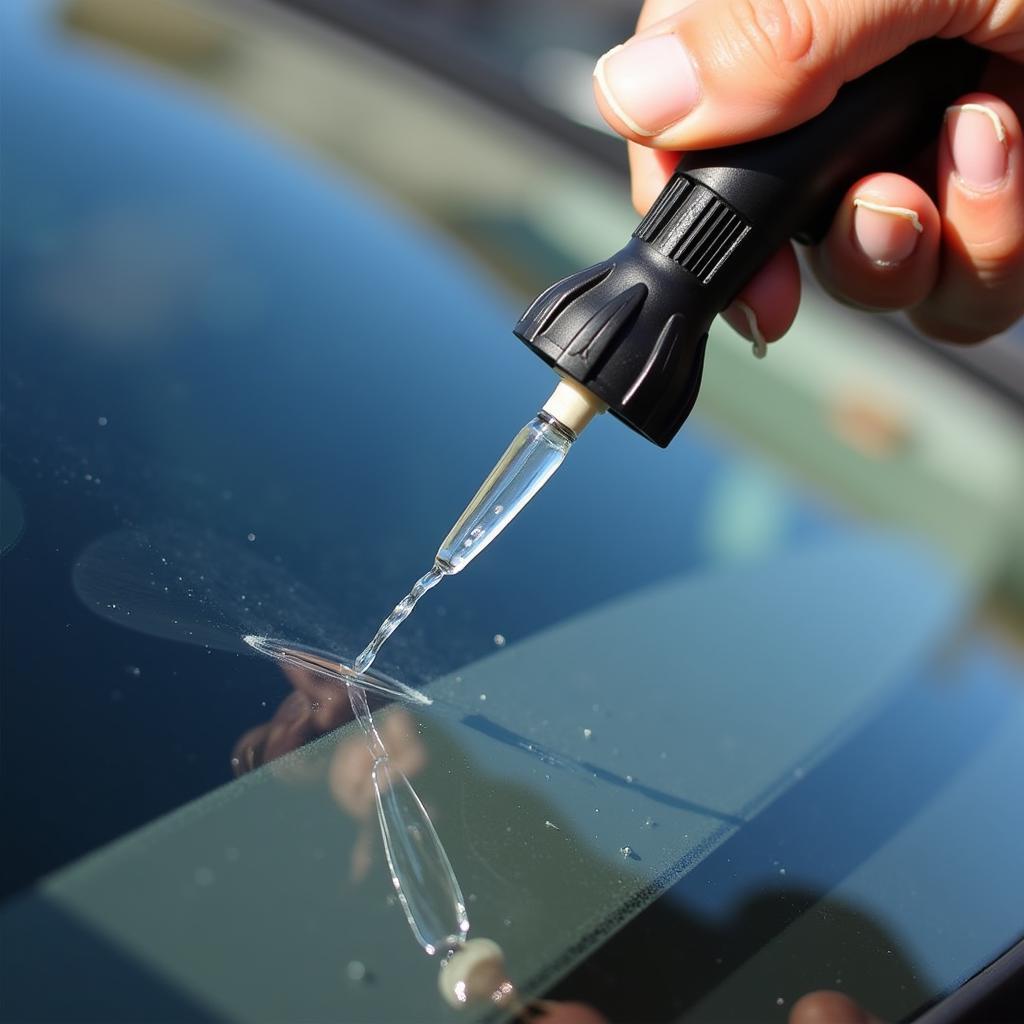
[433,40,984,570]
[354,40,984,673]
[511,38,984,447]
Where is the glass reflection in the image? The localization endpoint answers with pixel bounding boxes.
[241,647,468,959]
[242,636,433,707]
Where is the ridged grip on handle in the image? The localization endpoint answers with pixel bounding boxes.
[514,38,987,447]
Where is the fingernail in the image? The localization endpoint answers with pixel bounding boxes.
[946,103,1008,190]
[728,300,768,358]
[851,199,923,266]
[594,34,700,136]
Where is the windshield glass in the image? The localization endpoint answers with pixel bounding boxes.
[2,2,1024,1022]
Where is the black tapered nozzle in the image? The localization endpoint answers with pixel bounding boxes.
[514,235,720,446]
[515,170,774,447]
[514,38,987,448]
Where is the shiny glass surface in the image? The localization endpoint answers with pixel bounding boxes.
[2,1,1023,1022]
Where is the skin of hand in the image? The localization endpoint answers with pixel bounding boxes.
[593,0,1024,350]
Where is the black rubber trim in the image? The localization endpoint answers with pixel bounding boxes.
[914,936,1024,1024]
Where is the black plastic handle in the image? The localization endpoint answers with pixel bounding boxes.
[515,38,987,447]
[680,37,987,264]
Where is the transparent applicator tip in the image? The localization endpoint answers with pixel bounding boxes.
[434,379,606,575]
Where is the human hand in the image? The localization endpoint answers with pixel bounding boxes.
[593,0,1024,349]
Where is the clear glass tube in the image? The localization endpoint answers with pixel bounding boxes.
[435,414,574,574]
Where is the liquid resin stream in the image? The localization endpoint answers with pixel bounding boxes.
[353,565,446,676]
[348,566,469,954]
[247,569,468,956]
[243,635,591,779]
[241,412,577,959]
[343,411,576,682]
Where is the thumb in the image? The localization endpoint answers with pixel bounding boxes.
[593,0,1018,149]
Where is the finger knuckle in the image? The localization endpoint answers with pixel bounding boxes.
[912,303,1021,345]
[955,0,1024,55]
[729,0,817,69]
[928,323,991,345]
[967,234,1024,281]
[910,309,983,344]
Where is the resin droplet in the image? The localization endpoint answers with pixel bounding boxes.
[438,938,513,1009]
